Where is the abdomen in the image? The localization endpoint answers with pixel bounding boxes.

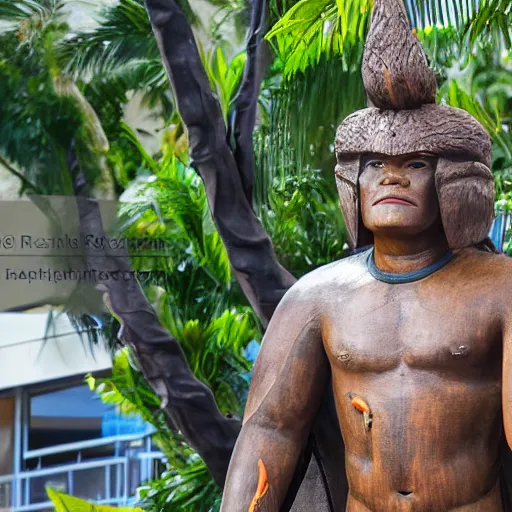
[333,364,503,511]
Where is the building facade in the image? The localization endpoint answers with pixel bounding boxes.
[0,312,164,511]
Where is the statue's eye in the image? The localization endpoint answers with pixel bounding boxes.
[408,161,427,169]
[367,161,384,169]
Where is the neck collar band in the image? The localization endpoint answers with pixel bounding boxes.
[367,248,455,284]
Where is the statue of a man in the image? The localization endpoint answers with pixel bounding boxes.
[220,0,512,510]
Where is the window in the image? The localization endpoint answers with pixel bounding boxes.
[29,384,114,452]
[25,380,155,470]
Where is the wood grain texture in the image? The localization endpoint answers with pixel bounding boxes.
[145,0,296,329]
[73,192,242,486]
[362,0,437,109]
[435,159,495,249]
[145,1,347,509]
[334,156,495,250]
[335,105,492,167]
[68,144,241,488]
[222,246,512,510]
[318,248,512,511]
[335,158,360,248]
[227,0,268,207]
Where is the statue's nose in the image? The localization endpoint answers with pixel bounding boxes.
[380,173,411,188]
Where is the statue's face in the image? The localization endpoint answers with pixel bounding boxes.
[359,153,441,237]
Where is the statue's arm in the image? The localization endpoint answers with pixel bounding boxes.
[220,284,329,511]
[504,308,512,450]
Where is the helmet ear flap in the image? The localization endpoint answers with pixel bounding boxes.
[435,159,495,249]
[335,158,373,250]
[335,159,359,249]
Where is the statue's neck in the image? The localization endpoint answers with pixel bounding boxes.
[372,233,450,275]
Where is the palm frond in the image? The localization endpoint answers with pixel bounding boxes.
[408,0,477,29]
[107,60,172,112]
[254,55,365,205]
[87,349,188,465]
[58,0,158,79]
[113,125,242,325]
[0,1,29,19]
[463,0,512,50]
[413,0,511,69]
[207,0,251,45]
[266,0,511,81]
[260,170,348,276]
[0,55,81,192]
[0,0,64,23]
[440,79,512,160]
[265,0,370,79]
[137,458,221,512]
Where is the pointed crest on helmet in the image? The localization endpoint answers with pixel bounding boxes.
[334,0,494,249]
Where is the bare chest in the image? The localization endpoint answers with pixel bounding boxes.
[323,284,502,377]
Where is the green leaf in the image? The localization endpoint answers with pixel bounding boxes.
[265,0,371,80]
[58,0,158,78]
[47,487,142,511]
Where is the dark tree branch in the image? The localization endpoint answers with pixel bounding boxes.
[227,0,268,207]
[143,4,349,511]
[144,0,296,328]
[65,2,348,508]
[67,143,241,486]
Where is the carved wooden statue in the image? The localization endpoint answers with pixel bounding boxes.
[220,0,512,510]
[67,0,512,510]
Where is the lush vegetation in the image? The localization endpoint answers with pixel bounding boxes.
[48,487,142,511]
[1,0,511,510]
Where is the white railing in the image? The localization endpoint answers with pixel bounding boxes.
[2,433,166,511]
[23,432,153,461]
[0,477,12,510]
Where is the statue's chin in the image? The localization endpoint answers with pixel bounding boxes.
[365,223,436,239]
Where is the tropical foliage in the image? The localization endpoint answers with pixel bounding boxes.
[1,0,511,510]
[47,487,142,511]
[264,0,511,190]
[86,349,225,510]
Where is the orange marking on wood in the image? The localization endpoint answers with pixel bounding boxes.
[248,459,269,512]
[383,67,398,105]
[351,396,370,414]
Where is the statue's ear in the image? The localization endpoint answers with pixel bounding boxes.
[335,158,359,248]
[435,159,495,249]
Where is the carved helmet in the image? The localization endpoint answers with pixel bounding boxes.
[334,0,495,250]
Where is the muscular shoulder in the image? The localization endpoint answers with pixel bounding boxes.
[281,249,371,309]
[455,247,512,282]
[453,248,512,312]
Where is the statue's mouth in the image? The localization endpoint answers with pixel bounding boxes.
[398,491,413,497]
[373,196,417,206]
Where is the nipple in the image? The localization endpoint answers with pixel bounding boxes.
[451,345,468,358]
[337,351,351,365]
